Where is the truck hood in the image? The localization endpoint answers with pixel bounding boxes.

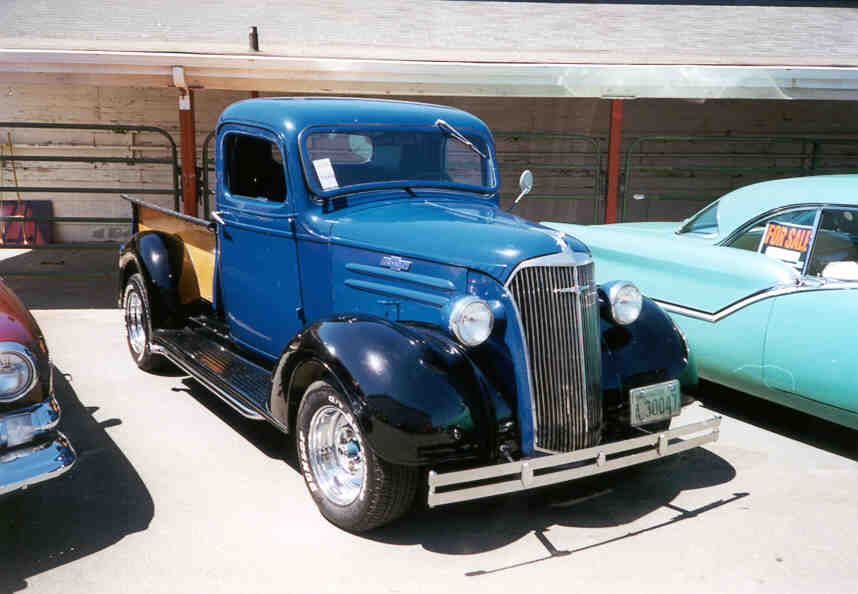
[328,199,588,281]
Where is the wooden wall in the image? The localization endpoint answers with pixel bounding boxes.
[2,84,857,243]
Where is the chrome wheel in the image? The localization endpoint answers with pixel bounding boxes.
[125,290,146,356]
[308,405,365,506]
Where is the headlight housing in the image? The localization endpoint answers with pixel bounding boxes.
[0,343,37,403]
[446,296,494,347]
[603,281,643,325]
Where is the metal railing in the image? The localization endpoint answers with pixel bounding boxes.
[620,135,858,222]
[0,122,180,249]
[494,132,603,223]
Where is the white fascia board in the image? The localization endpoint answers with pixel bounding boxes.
[1,49,858,100]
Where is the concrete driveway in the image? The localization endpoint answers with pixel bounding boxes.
[1,263,856,594]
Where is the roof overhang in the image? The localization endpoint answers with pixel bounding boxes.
[2,49,858,100]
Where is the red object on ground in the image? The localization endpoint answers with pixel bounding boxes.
[0,200,52,245]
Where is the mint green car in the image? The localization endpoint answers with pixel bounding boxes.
[545,175,858,430]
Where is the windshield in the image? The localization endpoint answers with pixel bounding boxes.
[678,200,720,235]
[301,126,497,196]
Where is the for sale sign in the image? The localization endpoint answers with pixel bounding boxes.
[758,221,814,270]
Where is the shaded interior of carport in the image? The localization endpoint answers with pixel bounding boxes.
[0,1,857,249]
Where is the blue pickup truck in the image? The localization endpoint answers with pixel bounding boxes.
[119,98,719,532]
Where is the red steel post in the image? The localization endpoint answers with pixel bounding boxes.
[178,89,198,217]
[604,99,624,224]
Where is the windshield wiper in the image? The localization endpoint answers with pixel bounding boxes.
[434,119,487,159]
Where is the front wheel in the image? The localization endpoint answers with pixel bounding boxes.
[296,381,418,532]
[123,273,165,371]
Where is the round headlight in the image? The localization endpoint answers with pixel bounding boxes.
[605,281,642,325]
[0,346,36,402]
[447,296,494,347]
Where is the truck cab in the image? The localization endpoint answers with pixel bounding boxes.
[119,98,719,532]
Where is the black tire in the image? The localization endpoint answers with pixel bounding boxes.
[296,381,419,532]
[123,273,165,372]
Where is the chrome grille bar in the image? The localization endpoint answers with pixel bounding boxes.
[506,258,602,453]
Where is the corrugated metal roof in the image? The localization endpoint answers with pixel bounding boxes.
[2,1,857,66]
[1,2,857,99]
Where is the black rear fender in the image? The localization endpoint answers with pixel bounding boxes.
[118,231,184,327]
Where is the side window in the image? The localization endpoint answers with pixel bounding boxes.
[807,209,858,280]
[224,134,286,202]
[728,209,817,253]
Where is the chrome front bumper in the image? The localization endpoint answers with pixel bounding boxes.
[427,416,721,507]
[0,396,78,496]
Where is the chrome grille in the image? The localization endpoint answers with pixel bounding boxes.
[507,260,602,452]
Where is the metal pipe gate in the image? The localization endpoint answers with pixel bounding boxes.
[0,122,180,249]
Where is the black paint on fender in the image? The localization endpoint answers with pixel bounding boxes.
[118,231,184,327]
[270,315,501,467]
[598,295,694,433]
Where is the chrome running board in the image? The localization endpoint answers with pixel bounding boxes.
[151,330,267,421]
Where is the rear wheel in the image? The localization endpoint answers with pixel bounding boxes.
[123,273,164,371]
[296,381,418,532]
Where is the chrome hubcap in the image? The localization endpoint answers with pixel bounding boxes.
[125,291,146,355]
[308,405,365,506]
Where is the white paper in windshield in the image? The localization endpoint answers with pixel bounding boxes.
[312,158,339,190]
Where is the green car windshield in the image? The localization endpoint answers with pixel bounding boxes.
[679,200,719,235]
[301,127,496,196]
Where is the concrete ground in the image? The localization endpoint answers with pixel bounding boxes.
[1,250,856,594]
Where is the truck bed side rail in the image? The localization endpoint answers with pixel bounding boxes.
[122,194,213,231]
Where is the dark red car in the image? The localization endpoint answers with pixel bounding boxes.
[0,279,76,495]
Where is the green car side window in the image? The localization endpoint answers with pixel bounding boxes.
[678,201,719,235]
[807,209,858,280]
[728,209,818,252]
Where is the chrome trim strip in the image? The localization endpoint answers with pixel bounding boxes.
[344,262,456,291]
[654,281,858,323]
[504,247,596,453]
[573,265,588,442]
[343,279,451,307]
[504,254,580,450]
[0,431,77,496]
[151,344,266,420]
[427,416,721,507]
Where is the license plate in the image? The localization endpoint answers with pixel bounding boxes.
[629,380,681,426]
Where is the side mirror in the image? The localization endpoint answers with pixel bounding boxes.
[507,170,533,212]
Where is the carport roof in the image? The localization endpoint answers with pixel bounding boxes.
[1,1,858,100]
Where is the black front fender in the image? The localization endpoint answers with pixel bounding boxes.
[600,296,696,426]
[270,315,500,467]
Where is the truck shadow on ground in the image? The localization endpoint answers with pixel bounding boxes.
[0,367,153,593]
[369,447,740,558]
[178,376,741,561]
[697,380,858,461]
[178,377,294,463]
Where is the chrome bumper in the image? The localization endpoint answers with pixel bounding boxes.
[427,416,721,507]
[0,396,77,496]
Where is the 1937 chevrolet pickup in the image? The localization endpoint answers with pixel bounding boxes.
[119,98,720,532]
